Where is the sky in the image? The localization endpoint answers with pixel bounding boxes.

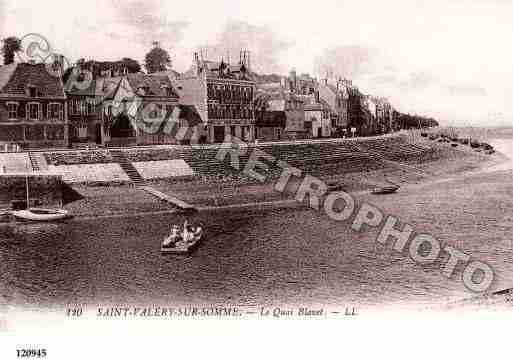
[1,0,513,126]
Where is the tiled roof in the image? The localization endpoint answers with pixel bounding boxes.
[96,77,123,100]
[319,99,337,115]
[126,73,179,98]
[152,69,182,79]
[64,72,123,102]
[0,63,17,92]
[0,62,66,98]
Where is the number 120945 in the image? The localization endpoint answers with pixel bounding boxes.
[16,349,47,358]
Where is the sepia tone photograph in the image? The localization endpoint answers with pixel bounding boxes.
[1,0,513,357]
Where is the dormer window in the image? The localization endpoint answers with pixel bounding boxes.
[28,86,37,98]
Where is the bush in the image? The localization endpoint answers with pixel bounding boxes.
[470,140,480,148]
[451,143,458,147]
[421,132,428,137]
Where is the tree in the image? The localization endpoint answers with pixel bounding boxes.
[121,58,141,73]
[1,36,22,65]
[144,42,171,73]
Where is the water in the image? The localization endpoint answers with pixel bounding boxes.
[2,140,513,310]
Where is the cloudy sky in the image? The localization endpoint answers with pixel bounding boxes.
[1,0,513,126]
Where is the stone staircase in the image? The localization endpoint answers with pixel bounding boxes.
[109,150,145,186]
[28,152,48,171]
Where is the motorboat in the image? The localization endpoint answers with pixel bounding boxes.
[161,222,203,254]
[10,208,73,222]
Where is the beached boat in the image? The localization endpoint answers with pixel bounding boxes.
[372,185,400,195]
[327,181,345,192]
[161,225,203,254]
[9,174,73,222]
[10,208,73,222]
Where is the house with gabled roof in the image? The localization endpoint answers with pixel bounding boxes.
[102,73,202,146]
[254,89,307,141]
[65,66,121,146]
[0,62,68,148]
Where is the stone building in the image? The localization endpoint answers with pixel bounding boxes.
[0,62,68,148]
[172,52,256,143]
[254,90,307,141]
[317,78,351,135]
[103,73,188,146]
[65,66,121,146]
[298,94,331,138]
[285,69,317,95]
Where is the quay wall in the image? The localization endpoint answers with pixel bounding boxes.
[5,134,484,185]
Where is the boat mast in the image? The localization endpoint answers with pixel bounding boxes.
[25,173,29,209]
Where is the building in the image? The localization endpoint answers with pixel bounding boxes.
[317,78,351,135]
[255,110,286,141]
[299,94,331,138]
[254,90,307,140]
[172,51,256,143]
[103,73,186,146]
[0,62,68,148]
[285,69,317,95]
[65,65,121,146]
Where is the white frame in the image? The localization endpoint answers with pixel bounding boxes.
[47,102,62,121]
[6,101,19,121]
[27,102,41,121]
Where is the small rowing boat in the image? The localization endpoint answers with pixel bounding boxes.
[327,181,345,192]
[372,185,399,195]
[10,208,73,222]
[161,221,203,254]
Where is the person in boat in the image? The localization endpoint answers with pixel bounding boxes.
[163,225,181,248]
[182,220,193,243]
[171,224,181,241]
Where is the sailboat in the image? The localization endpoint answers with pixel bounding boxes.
[10,174,72,222]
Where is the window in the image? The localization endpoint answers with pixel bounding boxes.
[77,125,87,138]
[7,102,18,120]
[28,103,40,120]
[86,101,94,115]
[166,105,174,116]
[230,126,236,137]
[28,86,37,98]
[71,100,79,115]
[48,103,61,121]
